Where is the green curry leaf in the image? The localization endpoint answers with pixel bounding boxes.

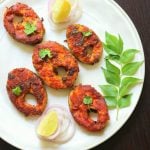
[104,32,123,55]
[120,49,140,64]
[106,59,120,74]
[119,77,142,97]
[99,85,118,97]
[122,61,143,75]
[102,68,120,86]
[105,96,117,109]
[118,94,132,108]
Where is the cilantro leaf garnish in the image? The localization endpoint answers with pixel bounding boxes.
[12,86,22,96]
[83,96,93,105]
[24,22,36,35]
[82,31,92,37]
[76,31,92,46]
[39,49,52,59]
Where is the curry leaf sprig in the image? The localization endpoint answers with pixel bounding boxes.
[99,32,143,120]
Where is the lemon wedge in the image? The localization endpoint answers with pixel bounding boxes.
[37,111,58,137]
[52,0,71,23]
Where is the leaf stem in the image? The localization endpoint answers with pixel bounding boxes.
[116,105,119,121]
[116,93,120,120]
[116,62,123,120]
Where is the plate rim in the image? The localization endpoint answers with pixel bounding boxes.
[0,0,145,149]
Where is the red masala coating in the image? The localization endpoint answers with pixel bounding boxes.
[32,41,79,89]
[6,68,47,116]
[69,85,109,131]
[66,24,103,65]
[3,3,45,45]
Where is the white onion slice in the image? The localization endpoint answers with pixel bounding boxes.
[56,109,71,135]
[52,116,76,143]
[48,0,82,30]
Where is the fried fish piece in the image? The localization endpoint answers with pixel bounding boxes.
[69,85,109,131]
[66,24,103,65]
[32,41,79,89]
[6,68,47,116]
[3,3,45,45]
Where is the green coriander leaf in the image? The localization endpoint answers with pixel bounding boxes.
[39,49,52,59]
[24,22,36,35]
[122,61,143,75]
[118,94,132,108]
[12,86,22,96]
[82,31,92,37]
[99,85,118,97]
[119,77,142,97]
[83,96,93,105]
[102,68,120,86]
[120,49,140,64]
[106,59,120,74]
[104,96,117,109]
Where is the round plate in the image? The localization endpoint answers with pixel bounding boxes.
[0,0,145,149]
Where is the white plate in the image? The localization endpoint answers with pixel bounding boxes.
[0,0,145,149]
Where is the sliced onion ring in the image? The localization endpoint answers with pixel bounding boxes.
[52,115,76,143]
